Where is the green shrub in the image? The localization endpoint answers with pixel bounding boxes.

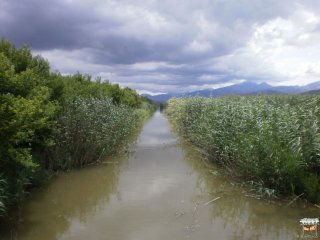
[0,38,155,217]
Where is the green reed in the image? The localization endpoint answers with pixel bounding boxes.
[167,95,320,202]
[49,97,146,170]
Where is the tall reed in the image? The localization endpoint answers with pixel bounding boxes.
[49,97,143,170]
[167,95,320,201]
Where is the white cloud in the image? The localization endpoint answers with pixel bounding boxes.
[7,0,320,92]
[213,7,320,86]
[130,61,182,71]
[136,90,166,96]
[35,49,111,75]
[185,39,212,53]
[198,74,224,82]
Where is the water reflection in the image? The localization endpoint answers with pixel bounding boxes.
[136,111,177,148]
[2,156,124,240]
[181,140,320,239]
[2,111,320,240]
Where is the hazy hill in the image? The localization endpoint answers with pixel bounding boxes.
[143,81,320,102]
[304,89,320,94]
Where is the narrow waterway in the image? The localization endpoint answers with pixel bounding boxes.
[2,111,320,239]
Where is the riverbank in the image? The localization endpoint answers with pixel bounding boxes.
[0,39,156,218]
[166,96,320,202]
[1,111,318,239]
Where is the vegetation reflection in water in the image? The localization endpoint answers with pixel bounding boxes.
[2,154,127,240]
[180,140,320,239]
[2,112,320,240]
[166,96,320,202]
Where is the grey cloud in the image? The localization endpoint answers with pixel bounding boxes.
[0,0,250,62]
[1,0,319,93]
[0,0,99,49]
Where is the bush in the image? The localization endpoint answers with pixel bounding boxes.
[0,38,155,217]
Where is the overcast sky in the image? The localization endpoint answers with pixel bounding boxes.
[1,0,320,94]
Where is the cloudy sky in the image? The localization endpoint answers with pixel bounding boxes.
[1,0,320,94]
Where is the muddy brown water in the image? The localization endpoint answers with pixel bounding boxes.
[2,111,320,239]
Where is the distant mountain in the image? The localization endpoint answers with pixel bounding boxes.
[142,93,173,102]
[302,81,320,91]
[304,89,320,95]
[244,89,283,95]
[186,82,275,97]
[142,81,320,102]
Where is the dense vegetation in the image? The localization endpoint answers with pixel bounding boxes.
[0,39,155,217]
[166,96,320,202]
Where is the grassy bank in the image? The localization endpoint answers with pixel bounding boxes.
[0,39,156,217]
[50,97,149,170]
[166,96,320,202]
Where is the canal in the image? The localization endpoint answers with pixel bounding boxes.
[2,111,319,239]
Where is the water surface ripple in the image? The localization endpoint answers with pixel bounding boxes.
[3,111,319,239]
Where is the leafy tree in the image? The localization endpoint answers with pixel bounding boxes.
[0,38,155,217]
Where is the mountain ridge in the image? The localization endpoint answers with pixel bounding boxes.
[143,81,320,102]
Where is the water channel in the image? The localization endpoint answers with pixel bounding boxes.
[2,111,319,239]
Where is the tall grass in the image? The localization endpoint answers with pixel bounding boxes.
[0,98,153,218]
[166,95,320,202]
[48,97,147,170]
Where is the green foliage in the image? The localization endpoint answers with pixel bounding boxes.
[49,98,140,169]
[167,95,320,202]
[0,38,155,217]
[0,40,59,215]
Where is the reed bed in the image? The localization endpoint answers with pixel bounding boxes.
[166,95,320,202]
[50,97,146,169]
